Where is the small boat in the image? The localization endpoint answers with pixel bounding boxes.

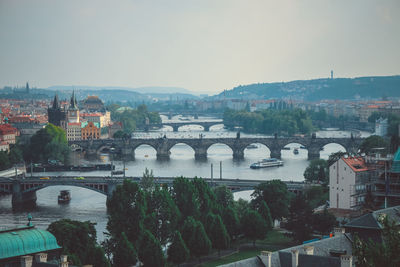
[246,144,258,149]
[58,190,71,204]
[250,158,284,169]
[300,146,306,149]
[293,148,299,155]
[282,147,291,150]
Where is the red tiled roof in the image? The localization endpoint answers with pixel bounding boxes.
[342,156,369,172]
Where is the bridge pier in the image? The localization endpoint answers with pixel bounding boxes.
[307,146,320,160]
[270,148,282,159]
[172,126,179,132]
[12,181,37,208]
[233,149,244,160]
[204,125,210,132]
[194,147,207,159]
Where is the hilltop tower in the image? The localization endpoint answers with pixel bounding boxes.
[331,70,334,79]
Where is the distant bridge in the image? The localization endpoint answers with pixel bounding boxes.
[159,112,223,119]
[69,136,364,160]
[0,176,315,207]
[143,120,223,132]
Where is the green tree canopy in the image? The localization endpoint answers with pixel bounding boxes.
[172,177,200,219]
[360,135,388,154]
[205,213,230,255]
[0,151,10,171]
[286,195,314,242]
[138,230,166,267]
[168,231,190,265]
[26,123,70,164]
[181,217,211,258]
[241,209,268,246]
[113,232,137,267]
[312,208,337,234]
[303,159,329,184]
[251,180,292,221]
[140,168,155,192]
[47,219,110,267]
[222,206,240,239]
[258,201,274,231]
[106,179,146,244]
[213,185,234,208]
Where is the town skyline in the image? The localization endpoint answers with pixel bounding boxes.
[1,0,399,93]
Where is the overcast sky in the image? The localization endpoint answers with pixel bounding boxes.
[0,0,399,94]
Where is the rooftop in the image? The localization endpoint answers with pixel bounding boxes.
[345,205,400,230]
[341,156,369,172]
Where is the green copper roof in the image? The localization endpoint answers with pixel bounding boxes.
[0,226,61,259]
[391,147,400,173]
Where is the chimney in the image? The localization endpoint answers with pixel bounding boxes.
[291,249,299,267]
[35,253,47,263]
[20,255,33,267]
[340,255,352,267]
[260,251,272,267]
[303,245,314,255]
[334,227,345,236]
[60,255,69,267]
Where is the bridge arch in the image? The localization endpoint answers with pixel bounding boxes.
[209,123,225,131]
[133,144,157,159]
[281,142,308,159]
[169,142,195,158]
[319,142,347,159]
[206,143,234,158]
[176,124,205,132]
[243,143,271,158]
[20,183,109,196]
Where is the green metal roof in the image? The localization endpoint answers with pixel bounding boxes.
[391,147,400,173]
[0,226,61,259]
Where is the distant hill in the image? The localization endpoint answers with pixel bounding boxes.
[213,75,400,101]
[47,85,194,95]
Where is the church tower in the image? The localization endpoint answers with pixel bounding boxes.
[67,91,80,123]
[48,94,66,127]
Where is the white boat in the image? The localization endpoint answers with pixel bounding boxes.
[293,148,299,155]
[250,158,284,169]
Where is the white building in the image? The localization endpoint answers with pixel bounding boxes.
[375,117,388,136]
[329,156,372,210]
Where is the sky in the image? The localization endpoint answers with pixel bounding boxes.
[0,0,399,94]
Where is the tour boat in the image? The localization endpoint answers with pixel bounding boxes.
[250,158,284,169]
[58,190,71,204]
[293,148,299,155]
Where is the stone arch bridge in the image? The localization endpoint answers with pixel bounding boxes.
[143,120,223,132]
[0,176,313,208]
[69,136,364,160]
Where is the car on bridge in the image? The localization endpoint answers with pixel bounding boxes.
[40,177,50,180]
[74,176,85,180]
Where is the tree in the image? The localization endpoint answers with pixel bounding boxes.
[172,177,200,218]
[257,201,273,231]
[140,168,155,192]
[106,180,146,244]
[26,123,70,164]
[168,231,190,266]
[222,206,240,239]
[312,208,337,234]
[138,230,166,267]
[113,232,137,267]
[47,219,110,267]
[303,186,328,209]
[303,159,328,184]
[146,186,180,246]
[327,151,347,166]
[192,177,218,217]
[0,151,10,171]
[181,217,211,259]
[234,198,251,221]
[214,185,234,208]
[205,213,230,256]
[251,180,291,221]
[241,209,268,246]
[353,217,400,267]
[360,135,388,154]
[286,195,314,242]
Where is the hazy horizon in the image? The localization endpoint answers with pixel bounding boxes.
[1,0,399,94]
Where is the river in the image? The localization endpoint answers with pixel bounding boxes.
[0,115,371,241]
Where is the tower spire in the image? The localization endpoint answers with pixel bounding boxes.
[52,94,59,109]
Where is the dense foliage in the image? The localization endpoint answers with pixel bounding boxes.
[303,159,329,184]
[353,217,400,267]
[360,135,388,154]
[25,123,70,164]
[108,104,161,133]
[47,219,110,267]
[223,108,314,135]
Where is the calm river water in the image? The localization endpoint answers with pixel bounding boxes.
[0,116,371,241]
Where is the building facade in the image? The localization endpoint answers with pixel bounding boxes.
[0,124,18,145]
[47,94,66,127]
[81,121,100,140]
